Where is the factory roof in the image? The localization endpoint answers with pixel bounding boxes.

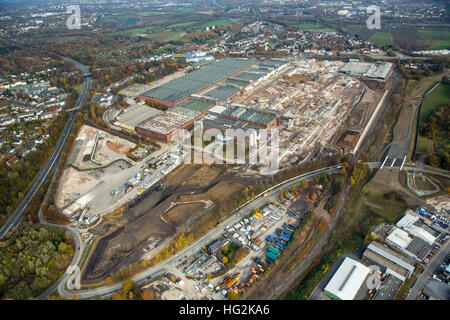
[140,58,257,104]
[405,237,431,261]
[363,242,414,280]
[340,61,393,80]
[114,103,162,130]
[324,257,370,300]
[200,84,240,101]
[396,212,438,245]
[137,111,191,135]
[386,227,413,250]
[222,106,278,125]
[177,99,216,113]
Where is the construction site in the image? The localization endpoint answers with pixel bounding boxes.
[64,56,393,290]
[216,58,386,168]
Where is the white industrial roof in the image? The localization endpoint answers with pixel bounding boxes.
[396,212,418,229]
[397,212,437,245]
[386,227,413,249]
[324,257,370,300]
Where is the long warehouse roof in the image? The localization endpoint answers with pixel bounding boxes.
[140,58,257,104]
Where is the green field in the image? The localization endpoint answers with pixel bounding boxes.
[145,31,185,42]
[295,23,336,33]
[345,25,362,35]
[168,21,195,29]
[421,83,450,123]
[368,32,394,46]
[199,19,235,29]
[295,23,323,29]
[418,30,450,40]
[418,30,450,49]
[433,40,450,49]
[156,44,176,52]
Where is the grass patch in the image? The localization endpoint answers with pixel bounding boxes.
[167,21,195,29]
[198,19,234,29]
[421,83,450,123]
[296,23,323,29]
[418,30,450,40]
[296,23,336,33]
[345,25,362,35]
[369,32,394,46]
[433,40,450,49]
[416,136,434,155]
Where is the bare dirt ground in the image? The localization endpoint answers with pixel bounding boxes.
[80,165,252,285]
[56,167,97,209]
[106,140,132,155]
[161,202,206,227]
[70,125,135,169]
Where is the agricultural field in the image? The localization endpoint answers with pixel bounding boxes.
[368,32,394,46]
[344,24,362,35]
[198,19,235,29]
[296,23,336,33]
[167,21,195,29]
[346,27,449,49]
[418,30,450,49]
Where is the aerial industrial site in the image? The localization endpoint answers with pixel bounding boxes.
[1,0,449,308]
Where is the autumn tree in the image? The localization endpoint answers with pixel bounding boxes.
[141,290,154,300]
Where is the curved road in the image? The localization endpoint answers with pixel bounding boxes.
[0,58,92,240]
[39,158,448,299]
[57,162,384,299]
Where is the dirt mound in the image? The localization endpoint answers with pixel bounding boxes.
[106,140,131,155]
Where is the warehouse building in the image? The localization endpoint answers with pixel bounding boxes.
[220,105,280,128]
[137,58,257,107]
[396,211,439,245]
[362,242,415,282]
[113,102,162,131]
[386,227,431,261]
[134,58,288,143]
[135,111,193,143]
[324,257,371,300]
[339,61,393,80]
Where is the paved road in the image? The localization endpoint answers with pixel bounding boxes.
[57,163,360,299]
[54,161,450,299]
[406,240,450,300]
[0,58,92,240]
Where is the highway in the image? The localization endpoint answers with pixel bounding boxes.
[0,58,92,240]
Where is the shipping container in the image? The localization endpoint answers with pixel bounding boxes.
[267,251,278,261]
[268,246,279,256]
[275,242,284,250]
